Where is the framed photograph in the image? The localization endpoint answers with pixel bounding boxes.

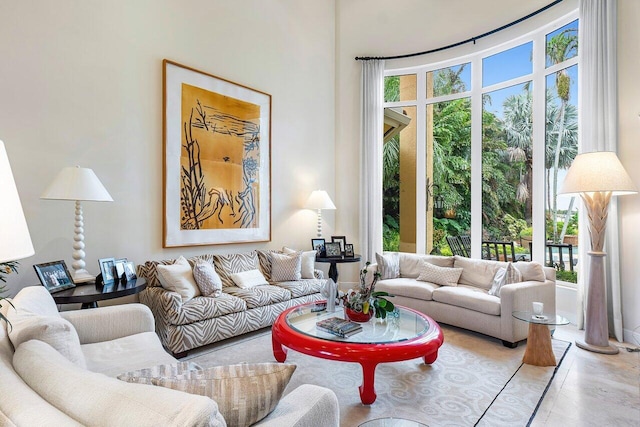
[331,236,347,253]
[344,244,355,257]
[311,238,326,257]
[98,257,116,285]
[114,258,127,281]
[123,261,137,281]
[324,242,342,258]
[34,261,75,294]
[163,60,272,247]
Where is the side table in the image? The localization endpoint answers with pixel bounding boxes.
[51,278,147,309]
[512,311,569,366]
[315,254,361,283]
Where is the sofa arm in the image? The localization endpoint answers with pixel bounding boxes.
[499,279,556,343]
[60,304,155,345]
[254,384,339,427]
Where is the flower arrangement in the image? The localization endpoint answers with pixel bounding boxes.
[341,262,395,319]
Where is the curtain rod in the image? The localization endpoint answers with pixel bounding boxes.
[355,0,564,61]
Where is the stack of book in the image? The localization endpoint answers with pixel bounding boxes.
[316,317,363,338]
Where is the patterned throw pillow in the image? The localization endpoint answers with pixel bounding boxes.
[117,362,202,385]
[282,247,316,279]
[488,262,522,297]
[213,252,261,287]
[270,252,302,282]
[151,363,296,427]
[375,252,400,279]
[193,261,222,297]
[417,261,463,287]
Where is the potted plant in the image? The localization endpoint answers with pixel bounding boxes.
[341,262,395,321]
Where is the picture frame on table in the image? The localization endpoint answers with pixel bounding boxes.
[123,261,137,281]
[344,244,355,257]
[331,236,347,253]
[34,261,75,294]
[324,242,342,258]
[114,258,127,282]
[311,238,326,257]
[98,257,116,285]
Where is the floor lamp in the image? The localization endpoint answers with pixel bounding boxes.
[559,151,638,354]
[41,166,113,283]
[305,190,336,238]
[0,141,35,266]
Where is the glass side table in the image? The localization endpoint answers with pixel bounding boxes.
[512,311,569,366]
[359,418,428,427]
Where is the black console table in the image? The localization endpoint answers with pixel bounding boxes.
[51,278,147,309]
[315,254,361,283]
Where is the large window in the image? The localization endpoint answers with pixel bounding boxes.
[383,13,579,281]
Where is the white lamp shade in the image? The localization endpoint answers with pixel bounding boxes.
[305,190,336,210]
[559,151,638,196]
[41,166,113,201]
[0,141,35,263]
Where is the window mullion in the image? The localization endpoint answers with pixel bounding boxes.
[470,55,483,259]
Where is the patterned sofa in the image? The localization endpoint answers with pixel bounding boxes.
[138,250,324,356]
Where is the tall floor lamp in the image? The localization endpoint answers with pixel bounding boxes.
[0,141,34,265]
[305,190,336,238]
[41,166,113,283]
[559,151,638,354]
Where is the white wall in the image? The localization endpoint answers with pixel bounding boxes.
[0,0,336,293]
[336,0,640,342]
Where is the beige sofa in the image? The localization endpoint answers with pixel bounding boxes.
[370,253,556,347]
[0,286,339,426]
[138,250,325,356]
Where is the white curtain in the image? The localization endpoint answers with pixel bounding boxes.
[578,0,622,341]
[359,60,385,263]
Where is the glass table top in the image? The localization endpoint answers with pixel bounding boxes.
[285,303,430,344]
[512,311,570,326]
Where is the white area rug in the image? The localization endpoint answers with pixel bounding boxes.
[187,325,570,427]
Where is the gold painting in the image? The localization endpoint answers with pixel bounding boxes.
[164,60,271,247]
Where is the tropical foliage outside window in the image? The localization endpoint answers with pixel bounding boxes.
[382,17,579,282]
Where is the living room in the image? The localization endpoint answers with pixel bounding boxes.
[1,0,639,426]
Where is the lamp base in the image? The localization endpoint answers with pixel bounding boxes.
[72,269,95,284]
[576,339,619,355]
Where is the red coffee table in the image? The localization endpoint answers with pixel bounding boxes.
[272,302,444,404]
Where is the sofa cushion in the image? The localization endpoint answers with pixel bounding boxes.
[513,261,546,282]
[9,285,60,318]
[193,261,223,297]
[283,247,317,279]
[169,294,247,326]
[398,253,455,278]
[270,252,302,282]
[13,339,224,426]
[376,252,400,279]
[156,256,200,301]
[230,269,269,289]
[417,262,463,287]
[375,278,439,301]
[151,363,296,427]
[82,331,179,377]
[224,285,292,309]
[432,285,501,316]
[453,256,503,290]
[273,279,324,298]
[139,255,215,287]
[213,251,261,287]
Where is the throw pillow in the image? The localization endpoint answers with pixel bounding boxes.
[270,252,302,282]
[192,261,222,297]
[7,314,86,368]
[375,252,400,279]
[156,256,200,301]
[151,363,296,427]
[513,261,546,282]
[417,262,463,287]
[283,247,316,279]
[212,251,261,287]
[230,269,268,288]
[488,263,522,297]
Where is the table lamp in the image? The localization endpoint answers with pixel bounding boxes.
[41,166,113,283]
[559,151,637,354]
[0,140,34,264]
[305,190,336,238]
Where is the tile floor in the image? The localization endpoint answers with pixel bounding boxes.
[532,324,640,426]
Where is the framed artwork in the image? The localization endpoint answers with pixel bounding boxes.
[344,244,355,257]
[124,261,137,281]
[324,242,342,258]
[114,258,127,282]
[34,261,75,294]
[163,60,272,247]
[311,238,326,257]
[331,236,347,253]
[98,257,116,285]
